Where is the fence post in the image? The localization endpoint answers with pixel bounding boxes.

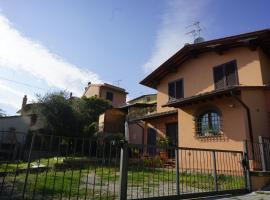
[22,133,36,198]
[119,142,128,200]
[175,148,180,195]
[211,151,218,192]
[259,136,267,171]
[243,140,251,191]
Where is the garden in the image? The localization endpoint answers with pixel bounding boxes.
[0,154,245,200]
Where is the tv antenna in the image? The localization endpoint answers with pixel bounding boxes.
[186,21,203,39]
[114,79,122,86]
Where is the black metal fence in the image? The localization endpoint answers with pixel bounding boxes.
[0,132,248,199]
[124,144,247,199]
[245,136,270,171]
[0,132,121,199]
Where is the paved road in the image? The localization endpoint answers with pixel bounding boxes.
[213,191,270,200]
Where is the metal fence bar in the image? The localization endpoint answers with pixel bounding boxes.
[259,136,267,171]
[22,133,36,199]
[243,140,251,192]
[211,151,218,192]
[175,148,180,195]
[119,142,128,200]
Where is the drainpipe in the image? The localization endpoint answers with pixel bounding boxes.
[230,91,254,157]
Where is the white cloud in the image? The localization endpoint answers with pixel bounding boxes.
[0,81,34,109]
[143,0,210,73]
[0,14,102,97]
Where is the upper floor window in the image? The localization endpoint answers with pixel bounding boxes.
[213,60,238,90]
[168,79,184,101]
[106,91,114,102]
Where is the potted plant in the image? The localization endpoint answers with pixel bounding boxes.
[157,136,169,160]
[203,127,217,136]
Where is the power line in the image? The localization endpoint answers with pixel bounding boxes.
[0,76,48,91]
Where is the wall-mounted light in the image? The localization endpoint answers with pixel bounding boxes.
[228,104,235,108]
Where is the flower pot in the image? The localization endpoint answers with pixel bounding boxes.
[159,151,168,161]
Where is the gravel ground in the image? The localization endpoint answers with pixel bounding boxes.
[83,172,205,199]
[213,183,270,200]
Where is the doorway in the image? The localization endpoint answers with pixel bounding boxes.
[166,123,178,158]
[147,128,156,155]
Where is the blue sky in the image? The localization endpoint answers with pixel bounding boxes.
[0,0,270,115]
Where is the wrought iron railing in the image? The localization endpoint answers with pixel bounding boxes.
[0,132,121,199]
[124,144,246,199]
[0,132,247,199]
[245,136,270,171]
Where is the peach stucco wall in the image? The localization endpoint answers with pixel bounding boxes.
[241,89,270,140]
[84,85,100,97]
[258,48,270,85]
[84,85,126,107]
[177,88,270,151]
[178,96,248,151]
[156,47,262,113]
[100,87,126,107]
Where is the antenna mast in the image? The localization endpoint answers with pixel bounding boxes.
[186,21,203,39]
[114,79,122,86]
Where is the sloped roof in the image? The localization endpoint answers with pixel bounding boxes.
[163,86,270,108]
[129,110,177,122]
[83,83,128,97]
[140,29,270,89]
[127,94,156,104]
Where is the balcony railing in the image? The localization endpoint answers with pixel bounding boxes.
[128,107,157,121]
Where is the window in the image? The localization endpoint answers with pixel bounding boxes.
[30,114,38,126]
[168,79,183,101]
[213,60,238,90]
[106,91,114,101]
[196,109,221,136]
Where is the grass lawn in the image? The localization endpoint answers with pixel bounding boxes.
[0,157,245,199]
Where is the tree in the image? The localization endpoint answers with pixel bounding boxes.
[35,91,78,136]
[75,96,111,122]
[35,91,110,137]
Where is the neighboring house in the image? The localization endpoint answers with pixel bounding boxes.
[98,108,125,136]
[0,95,45,143]
[120,94,157,144]
[0,95,45,158]
[97,94,157,144]
[0,115,30,144]
[83,82,128,107]
[138,29,270,152]
[126,94,157,119]
[17,96,46,133]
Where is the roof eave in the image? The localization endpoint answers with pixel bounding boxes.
[163,86,270,108]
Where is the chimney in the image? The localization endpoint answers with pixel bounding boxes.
[22,95,27,109]
[69,92,73,98]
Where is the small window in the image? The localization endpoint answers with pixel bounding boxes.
[106,91,114,102]
[168,79,183,101]
[196,109,221,136]
[30,114,37,126]
[213,60,238,89]
[146,97,151,102]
